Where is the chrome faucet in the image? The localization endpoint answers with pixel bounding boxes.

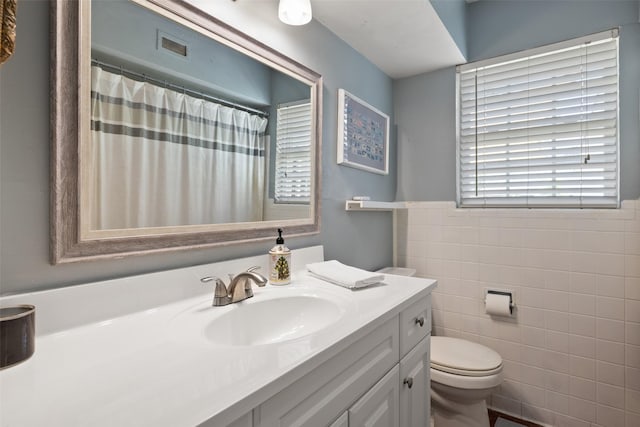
[201,266,267,306]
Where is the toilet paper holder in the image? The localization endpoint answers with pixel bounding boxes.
[485,289,515,316]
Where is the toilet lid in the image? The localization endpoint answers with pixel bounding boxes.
[431,337,502,377]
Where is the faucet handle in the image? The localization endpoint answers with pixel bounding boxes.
[247,266,267,282]
[227,267,261,281]
[201,276,231,306]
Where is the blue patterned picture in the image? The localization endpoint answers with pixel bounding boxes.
[337,89,389,175]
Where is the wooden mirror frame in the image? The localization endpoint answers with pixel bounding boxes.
[50,0,322,264]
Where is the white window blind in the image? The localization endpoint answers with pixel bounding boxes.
[275,100,312,203]
[457,30,619,208]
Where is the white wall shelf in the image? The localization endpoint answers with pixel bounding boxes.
[345,200,407,211]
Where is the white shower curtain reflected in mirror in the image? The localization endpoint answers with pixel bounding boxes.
[89,66,268,230]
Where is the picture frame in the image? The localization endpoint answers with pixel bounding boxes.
[337,88,389,175]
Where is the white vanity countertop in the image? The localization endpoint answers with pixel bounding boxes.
[0,248,436,427]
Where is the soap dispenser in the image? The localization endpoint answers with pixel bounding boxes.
[269,228,291,285]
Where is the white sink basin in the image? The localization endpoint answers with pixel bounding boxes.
[203,295,344,346]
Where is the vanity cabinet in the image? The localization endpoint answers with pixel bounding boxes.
[252,295,431,427]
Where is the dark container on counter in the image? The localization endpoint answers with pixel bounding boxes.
[0,305,35,369]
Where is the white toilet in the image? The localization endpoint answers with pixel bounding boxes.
[430,336,503,427]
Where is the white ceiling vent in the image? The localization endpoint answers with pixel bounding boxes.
[157,30,189,59]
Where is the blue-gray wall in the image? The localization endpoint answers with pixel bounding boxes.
[430,0,467,59]
[0,1,395,295]
[395,67,456,202]
[396,0,640,202]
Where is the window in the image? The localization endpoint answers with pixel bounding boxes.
[457,30,619,208]
[275,100,312,203]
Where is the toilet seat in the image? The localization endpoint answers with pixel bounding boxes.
[431,361,502,377]
[431,366,503,390]
[430,336,502,375]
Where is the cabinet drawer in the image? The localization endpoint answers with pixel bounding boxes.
[255,317,399,427]
[399,295,431,357]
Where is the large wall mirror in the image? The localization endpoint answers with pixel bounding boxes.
[51,0,322,264]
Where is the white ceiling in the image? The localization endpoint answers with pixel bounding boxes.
[311,0,466,78]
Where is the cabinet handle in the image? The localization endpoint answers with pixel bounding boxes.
[415,317,425,327]
[403,377,414,389]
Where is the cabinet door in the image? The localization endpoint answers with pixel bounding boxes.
[329,412,349,427]
[400,336,430,427]
[349,365,399,427]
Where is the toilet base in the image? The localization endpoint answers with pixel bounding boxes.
[431,385,491,427]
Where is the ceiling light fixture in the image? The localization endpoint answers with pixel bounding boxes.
[278,0,312,26]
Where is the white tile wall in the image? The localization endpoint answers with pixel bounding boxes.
[396,200,640,427]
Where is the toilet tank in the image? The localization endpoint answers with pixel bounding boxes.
[377,267,416,277]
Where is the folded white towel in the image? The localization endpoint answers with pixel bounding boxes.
[306,260,385,289]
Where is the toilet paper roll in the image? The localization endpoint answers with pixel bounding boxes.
[485,293,512,316]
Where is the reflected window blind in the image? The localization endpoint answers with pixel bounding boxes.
[275,101,312,203]
[457,30,619,208]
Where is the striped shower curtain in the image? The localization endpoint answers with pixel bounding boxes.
[89,66,268,230]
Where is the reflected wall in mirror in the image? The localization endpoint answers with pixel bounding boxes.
[51,0,322,264]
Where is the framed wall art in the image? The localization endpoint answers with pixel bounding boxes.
[337,89,389,175]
